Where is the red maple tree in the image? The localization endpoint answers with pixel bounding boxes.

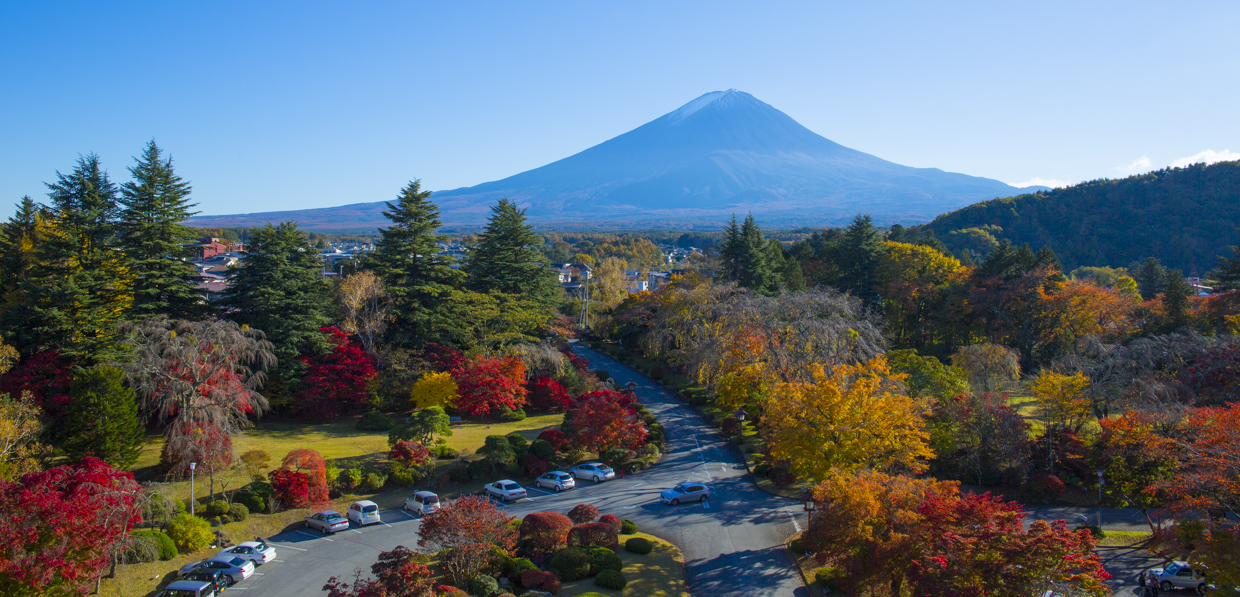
[518,511,573,558]
[565,390,647,452]
[268,469,310,508]
[322,545,435,597]
[277,449,329,505]
[526,376,571,412]
[297,326,377,418]
[423,343,466,373]
[0,458,144,595]
[0,350,72,421]
[389,441,431,469]
[417,495,516,584]
[452,356,528,417]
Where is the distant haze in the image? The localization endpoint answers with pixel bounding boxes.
[187,90,1034,232]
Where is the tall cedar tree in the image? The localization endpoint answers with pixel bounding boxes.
[1211,232,1240,291]
[62,366,144,468]
[25,155,130,364]
[837,214,885,303]
[720,214,779,294]
[0,197,41,351]
[1161,269,1196,331]
[1134,256,1167,300]
[118,141,202,319]
[223,222,332,385]
[370,180,463,346]
[463,199,559,307]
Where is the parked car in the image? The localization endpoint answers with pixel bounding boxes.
[179,556,255,584]
[217,541,275,564]
[483,479,528,502]
[1150,561,1212,593]
[534,471,576,492]
[661,482,711,505]
[569,462,616,483]
[305,510,349,534]
[158,579,217,597]
[347,500,382,526]
[404,491,441,516]
[179,568,232,592]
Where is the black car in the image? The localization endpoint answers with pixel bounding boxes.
[180,568,232,592]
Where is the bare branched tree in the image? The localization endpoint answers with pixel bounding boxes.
[335,270,392,358]
[507,342,569,379]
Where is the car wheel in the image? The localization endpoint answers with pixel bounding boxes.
[321,526,328,535]
[1161,581,1173,592]
[593,475,601,482]
[672,498,680,505]
[700,494,707,502]
[555,485,562,492]
[231,574,242,584]
[1198,584,1209,594]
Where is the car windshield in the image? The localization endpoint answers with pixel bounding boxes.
[363,505,378,513]
[1165,563,1181,574]
[228,557,245,567]
[254,543,269,552]
[503,483,520,490]
[325,513,343,521]
[672,484,688,493]
[424,495,439,504]
[557,474,572,480]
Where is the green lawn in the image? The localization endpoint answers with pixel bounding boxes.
[558,532,690,597]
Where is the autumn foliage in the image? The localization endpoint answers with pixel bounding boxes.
[322,545,435,597]
[0,457,143,595]
[297,326,377,418]
[567,522,619,549]
[567,503,599,524]
[0,350,72,422]
[389,441,431,469]
[417,495,517,584]
[452,356,528,417]
[270,449,328,507]
[564,390,647,452]
[518,511,574,558]
[526,376,571,412]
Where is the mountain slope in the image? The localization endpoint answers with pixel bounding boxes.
[911,161,1240,273]
[188,90,1028,230]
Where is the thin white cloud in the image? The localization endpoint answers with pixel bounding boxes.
[1118,156,1152,172]
[1009,177,1070,189]
[1169,149,1239,169]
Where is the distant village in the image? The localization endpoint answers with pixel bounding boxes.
[188,236,703,302]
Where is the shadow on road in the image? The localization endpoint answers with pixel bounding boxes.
[687,546,808,597]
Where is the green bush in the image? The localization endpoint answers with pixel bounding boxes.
[620,519,637,535]
[357,410,396,431]
[503,556,538,579]
[346,468,364,489]
[814,566,841,585]
[530,439,555,463]
[753,463,773,477]
[436,445,459,459]
[550,547,592,581]
[362,471,388,492]
[500,408,527,422]
[448,464,471,483]
[623,537,652,555]
[205,500,230,518]
[167,513,213,553]
[233,492,265,514]
[583,546,623,575]
[465,573,501,597]
[789,538,808,553]
[506,433,529,453]
[467,459,491,479]
[1075,525,1104,538]
[124,535,161,563]
[391,468,418,487]
[594,370,610,382]
[228,503,249,522]
[594,569,627,590]
[134,528,178,560]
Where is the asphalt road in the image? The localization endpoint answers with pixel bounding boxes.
[198,342,809,597]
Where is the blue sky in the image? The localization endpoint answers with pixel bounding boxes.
[2,1,1237,219]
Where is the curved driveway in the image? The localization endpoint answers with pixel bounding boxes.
[217,342,808,597]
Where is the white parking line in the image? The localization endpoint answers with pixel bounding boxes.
[266,542,308,552]
[349,529,363,534]
[527,486,554,496]
[271,559,284,562]
[227,587,249,591]
[380,520,393,527]
[295,530,333,541]
[783,507,803,532]
[631,483,645,488]
[703,501,710,509]
[251,572,265,576]
[396,509,416,519]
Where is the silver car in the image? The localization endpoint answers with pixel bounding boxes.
[1150,561,1212,593]
[534,471,576,492]
[304,510,349,534]
[484,479,528,502]
[661,482,711,505]
[179,556,255,584]
[569,462,616,483]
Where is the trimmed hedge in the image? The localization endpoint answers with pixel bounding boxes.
[356,410,396,431]
[583,546,622,575]
[624,537,652,555]
[594,569,627,590]
[167,513,212,553]
[567,522,618,549]
[229,503,249,522]
[134,528,177,560]
[550,547,591,581]
[597,514,622,535]
[620,519,637,535]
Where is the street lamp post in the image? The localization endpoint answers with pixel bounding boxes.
[190,462,197,516]
[1096,470,1104,529]
[803,498,816,524]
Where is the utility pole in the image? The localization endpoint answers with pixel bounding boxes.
[577,271,591,330]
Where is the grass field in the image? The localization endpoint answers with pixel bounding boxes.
[557,532,690,597]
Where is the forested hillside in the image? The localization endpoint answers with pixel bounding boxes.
[912,161,1240,273]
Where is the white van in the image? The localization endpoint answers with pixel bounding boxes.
[159,580,217,597]
[404,491,440,516]
[347,500,381,526]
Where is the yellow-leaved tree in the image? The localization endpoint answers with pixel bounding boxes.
[410,371,458,410]
[763,356,933,479]
[1030,371,1092,431]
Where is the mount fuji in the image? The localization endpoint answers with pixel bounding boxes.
[188,90,1030,231]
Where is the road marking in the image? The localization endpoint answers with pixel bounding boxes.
[396,509,416,519]
[703,501,710,509]
[251,572,265,576]
[623,505,637,509]
[380,520,393,527]
[295,530,332,541]
[265,543,307,552]
[527,486,554,496]
[783,507,802,532]
[271,559,284,562]
[631,483,645,488]
[227,588,249,591]
[350,529,363,534]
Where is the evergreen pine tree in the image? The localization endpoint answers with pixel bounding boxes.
[119,141,202,319]
[1135,257,1167,300]
[0,197,42,351]
[1162,269,1195,331]
[719,215,743,282]
[736,215,776,293]
[223,222,332,383]
[25,154,130,364]
[62,365,145,468]
[1209,233,1240,291]
[462,199,559,306]
[369,180,463,346]
[768,238,806,291]
[837,214,885,301]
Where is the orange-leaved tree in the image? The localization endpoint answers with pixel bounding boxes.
[763,356,932,479]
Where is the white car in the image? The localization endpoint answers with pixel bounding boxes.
[1150,561,1212,593]
[305,510,349,534]
[216,541,275,565]
[661,482,711,505]
[534,471,576,492]
[484,479,528,502]
[179,555,255,584]
[569,462,616,483]
[404,490,441,516]
[347,500,382,526]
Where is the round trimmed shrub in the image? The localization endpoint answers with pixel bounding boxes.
[721,416,742,436]
[362,471,388,492]
[356,410,396,431]
[789,538,808,553]
[465,574,501,597]
[167,512,213,553]
[205,500,230,518]
[504,556,537,580]
[500,408,527,422]
[814,566,841,586]
[124,535,160,563]
[583,546,622,575]
[519,569,548,589]
[567,522,618,549]
[624,537,653,555]
[568,503,599,524]
[529,439,555,462]
[549,547,591,581]
[437,445,459,459]
[134,528,177,560]
[597,514,622,535]
[228,503,250,522]
[594,569,627,590]
[620,519,637,535]
[593,370,610,382]
[520,511,574,558]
